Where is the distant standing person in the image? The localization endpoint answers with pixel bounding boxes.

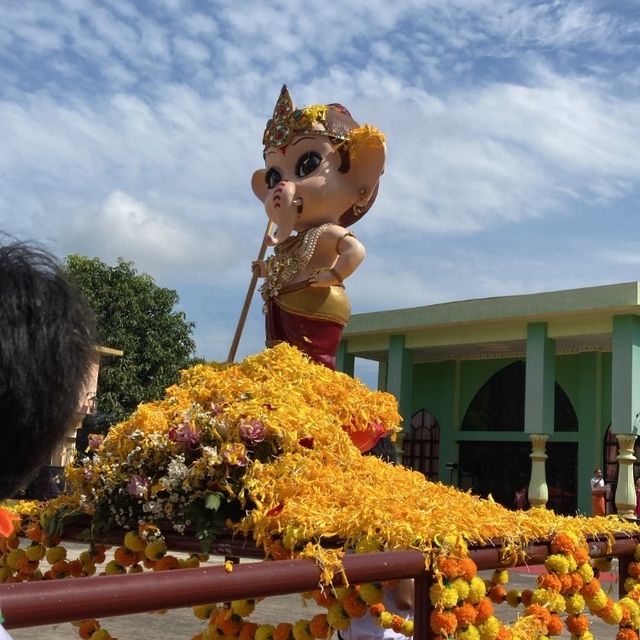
[590,467,606,516]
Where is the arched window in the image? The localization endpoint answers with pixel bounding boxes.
[461,361,578,431]
[402,409,440,481]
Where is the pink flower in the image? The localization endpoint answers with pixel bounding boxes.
[221,443,248,467]
[239,418,266,443]
[168,421,199,449]
[127,475,150,498]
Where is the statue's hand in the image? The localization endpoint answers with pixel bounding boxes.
[252,260,266,277]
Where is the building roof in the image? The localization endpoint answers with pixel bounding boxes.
[344,282,640,363]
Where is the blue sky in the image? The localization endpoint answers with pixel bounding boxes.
[1,0,639,374]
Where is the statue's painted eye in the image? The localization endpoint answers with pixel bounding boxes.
[265,168,282,189]
[295,151,322,178]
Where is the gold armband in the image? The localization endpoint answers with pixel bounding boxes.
[336,230,355,252]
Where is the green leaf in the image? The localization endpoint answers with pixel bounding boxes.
[204,492,223,511]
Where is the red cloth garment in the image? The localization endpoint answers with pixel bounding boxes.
[591,495,606,517]
[265,299,344,369]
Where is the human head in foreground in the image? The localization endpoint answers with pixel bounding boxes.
[0,240,97,498]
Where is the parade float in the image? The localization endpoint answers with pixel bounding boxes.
[2,87,640,640]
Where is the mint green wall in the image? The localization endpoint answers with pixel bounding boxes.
[555,355,581,411]
[412,361,458,478]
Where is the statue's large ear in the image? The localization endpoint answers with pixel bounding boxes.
[338,130,386,227]
[348,135,386,205]
[251,169,269,203]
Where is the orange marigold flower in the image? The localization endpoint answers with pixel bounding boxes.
[565,614,589,635]
[520,589,533,607]
[217,611,243,635]
[69,559,84,578]
[342,593,368,619]
[51,560,71,579]
[309,614,330,639]
[25,522,43,542]
[430,610,457,636]
[390,615,405,633]
[114,546,137,568]
[558,574,573,594]
[547,613,563,636]
[459,557,477,581]
[274,623,294,640]
[269,541,291,561]
[310,590,336,608]
[240,622,259,640]
[524,604,551,625]
[436,556,461,580]
[570,573,584,593]
[580,578,601,598]
[78,619,100,640]
[155,555,181,571]
[496,626,513,640]
[629,562,640,579]
[550,533,574,554]
[617,629,639,640]
[489,584,506,604]
[628,587,640,603]
[573,547,589,564]
[537,573,562,592]
[475,597,494,623]
[91,547,107,565]
[453,603,477,626]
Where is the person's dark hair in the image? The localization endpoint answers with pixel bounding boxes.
[0,241,97,498]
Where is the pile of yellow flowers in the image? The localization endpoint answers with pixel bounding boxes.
[3,343,640,640]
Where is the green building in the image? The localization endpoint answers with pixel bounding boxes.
[337,282,640,515]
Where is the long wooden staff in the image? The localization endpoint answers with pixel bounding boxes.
[226,221,274,363]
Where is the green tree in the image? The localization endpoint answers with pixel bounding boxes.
[65,255,197,426]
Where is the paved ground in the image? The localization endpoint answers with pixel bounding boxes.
[7,545,621,639]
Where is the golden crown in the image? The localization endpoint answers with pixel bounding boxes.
[262,85,353,149]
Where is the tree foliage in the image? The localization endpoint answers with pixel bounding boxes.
[65,255,196,426]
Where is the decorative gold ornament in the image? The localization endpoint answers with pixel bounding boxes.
[262,85,353,149]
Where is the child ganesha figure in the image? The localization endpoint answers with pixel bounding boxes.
[251,85,386,369]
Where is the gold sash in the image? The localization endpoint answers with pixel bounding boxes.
[275,284,351,326]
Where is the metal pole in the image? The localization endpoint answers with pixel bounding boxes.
[1,550,426,629]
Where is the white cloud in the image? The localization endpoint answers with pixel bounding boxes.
[1,0,639,361]
[62,190,235,277]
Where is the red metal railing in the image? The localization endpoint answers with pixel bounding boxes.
[1,535,638,638]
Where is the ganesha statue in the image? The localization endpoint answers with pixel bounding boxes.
[251,85,386,369]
